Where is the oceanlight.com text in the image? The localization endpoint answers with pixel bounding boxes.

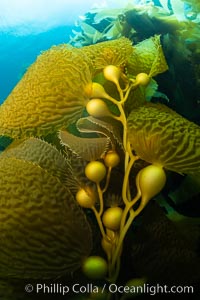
[108,283,194,295]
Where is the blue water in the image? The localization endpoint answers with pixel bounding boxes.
[0,25,75,103]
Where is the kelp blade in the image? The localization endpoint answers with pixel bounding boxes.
[0,157,92,279]
[0,137,69,185]
[127,103,200,174]
[59,129,110,161]
[0,45,92,138]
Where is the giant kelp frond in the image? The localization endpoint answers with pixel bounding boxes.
[69,5,135,47]
[59,129,110,161]
[0,45,92,138]
[127,35,168,77]
[127,103,200,174]
[77,116,123,150]
[0,157,92,278]
[62,144,96,194]
[82,37,133,72]
[124,36,168,113]
[0,137,69,185]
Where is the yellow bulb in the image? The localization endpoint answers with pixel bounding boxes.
[136,164,166,207]
[85,161,106,183]
[86,99,110,118]
[103,65,121,85]
[135,73,150,86]
[76,188,95,208]
[102,207,123,231]
[104,151,120,168]
[82,256,108,279]
[90,82,110,99]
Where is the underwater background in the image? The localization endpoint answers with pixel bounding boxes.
[0,0,200,299]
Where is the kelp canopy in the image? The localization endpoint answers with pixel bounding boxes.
[69,0,200,46]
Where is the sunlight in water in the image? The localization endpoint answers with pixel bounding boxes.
[0,0,136,34]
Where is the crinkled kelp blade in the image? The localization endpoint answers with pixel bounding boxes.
[0,45,92,138]
[127,35,168,77]
[62,146,94,194]
[59,129,110,161]
[82,37,133,72]
[0,138,69,185]
[127,103,200,174]
[77,116,123,150]
[0,157,92,279]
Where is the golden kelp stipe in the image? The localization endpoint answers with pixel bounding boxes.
[127,35,168,77]
[0,45,92,138]
[83,37,133,72]
[127,103,200,174]
[0,157,92,279]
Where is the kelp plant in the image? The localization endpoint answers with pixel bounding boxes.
[0,35,200,299]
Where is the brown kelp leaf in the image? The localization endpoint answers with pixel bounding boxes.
[0,137,81,193]
[59,129,110,161]
[127,35,168,77]
[62,146,95,194]
[0,157,92,279]
[127,103,200,174]
[77,116,123,150]
[82,37,133,72]
[0,137,69,185]
[0,45,92,138]
[124,84,148,114]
